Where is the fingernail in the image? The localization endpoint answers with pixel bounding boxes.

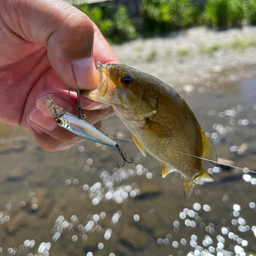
[72,57,97,90]
[29,109,57,132]
[36,94,73,115]
[36,96,52,116]
[30,125,43,134]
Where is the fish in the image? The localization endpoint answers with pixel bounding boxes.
[81,62,217,197]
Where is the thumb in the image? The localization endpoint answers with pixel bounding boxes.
[46,2,97,90]
[47,12,98,90]
[3,0,102,89]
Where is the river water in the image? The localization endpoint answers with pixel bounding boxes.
[0,64,256,256]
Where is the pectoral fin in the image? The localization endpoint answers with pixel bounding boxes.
[184,168,214,198]
[134,90,157,120]
[131,133,146,157]
[200,130,217,163]
[147,121,173,138]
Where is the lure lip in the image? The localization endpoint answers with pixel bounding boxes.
[45,96,66,119]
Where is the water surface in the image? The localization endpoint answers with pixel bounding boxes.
[0,67,256,256]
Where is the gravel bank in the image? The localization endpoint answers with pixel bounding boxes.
[112,26,256,89]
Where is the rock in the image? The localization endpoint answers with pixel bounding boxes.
[35,188,52,216]
[182,84,194,94]
[212,65,223,73]
[6,167,31,182]
[135,179,162,200]
[5,211,28,235]
[21,188,53,217]
[138,212,158,230]
[82,232,100,252]
[120,225,145,249]
[114,243,132,256]
[0,137,27,155]
[153,228,168,239]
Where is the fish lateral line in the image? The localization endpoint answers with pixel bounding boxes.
[111,136,252,173]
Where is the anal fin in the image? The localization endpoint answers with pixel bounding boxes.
[160,163,174,178]
[184,180,194,199]
[184,168,214,198]
[131,133,146,157]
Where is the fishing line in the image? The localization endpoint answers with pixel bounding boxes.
[111,136,252,173]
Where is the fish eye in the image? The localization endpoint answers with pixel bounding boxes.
[56,119,63,125]
[121,75,133,87]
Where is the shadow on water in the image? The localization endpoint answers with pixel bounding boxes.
[1,67,256,256]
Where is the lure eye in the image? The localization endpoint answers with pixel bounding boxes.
[121,75,133,87]
[56,119,63,125]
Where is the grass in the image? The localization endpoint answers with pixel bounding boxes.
[198,38,256,55]
[133,45,143,51]
[135,37,256,62]
[176,48,192,56]
[145,49,158,61]
[229,39,256,49]
[204,44,222,55]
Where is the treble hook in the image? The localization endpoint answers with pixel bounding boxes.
[115,144,133,168]
[68,89,86,119]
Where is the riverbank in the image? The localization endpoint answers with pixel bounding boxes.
[112,25,256,89]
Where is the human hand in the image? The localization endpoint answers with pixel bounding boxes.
[0,0,118,151]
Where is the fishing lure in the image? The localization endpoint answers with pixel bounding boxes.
[45,95,132,167]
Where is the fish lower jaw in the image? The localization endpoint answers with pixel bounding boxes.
[85,91,110,105]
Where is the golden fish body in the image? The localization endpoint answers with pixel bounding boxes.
[81,62,216,196]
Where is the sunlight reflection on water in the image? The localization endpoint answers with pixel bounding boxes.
[1,72,256,256]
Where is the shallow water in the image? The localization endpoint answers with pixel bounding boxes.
[1,67,256,256]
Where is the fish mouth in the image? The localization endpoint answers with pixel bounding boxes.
[81,61,110,103]
[96,62,109,96]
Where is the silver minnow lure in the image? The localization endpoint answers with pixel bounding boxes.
[45,96,116,146]
[45,96,133,166]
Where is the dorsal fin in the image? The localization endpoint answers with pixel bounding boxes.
[131,133,146,157]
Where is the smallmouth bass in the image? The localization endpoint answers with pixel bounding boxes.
[81,62,217,196]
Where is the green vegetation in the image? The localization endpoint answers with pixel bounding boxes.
[204,43,222,55]
[176,48,192,56]
[174,37,256,58]
[145,49,158,61]
[76,0,256,44]
[139,0,203,37]
[201,38,256,55]
[204,0,244,28]
[243,0,256,25]
[78,4,137,43]
[133,45,143,51]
